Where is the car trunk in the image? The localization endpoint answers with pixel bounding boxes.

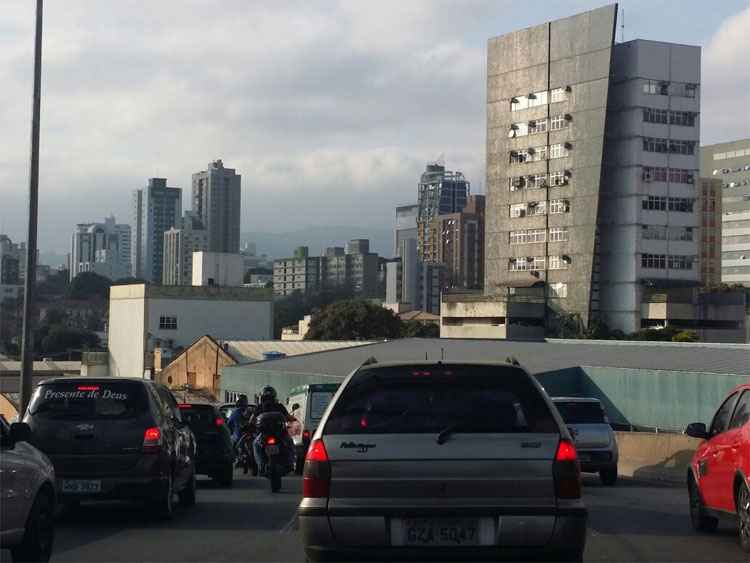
[553,401,612,449]
[180,405,225,459]
[566,423,612,449]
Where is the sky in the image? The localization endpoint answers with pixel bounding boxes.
[1,0,749,255]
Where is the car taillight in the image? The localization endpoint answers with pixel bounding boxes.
[302,430,311,440]
[554,438,581,499]
[215,417,224,427]
[266,436,278,446]
[303,439,331,498]
[143,427,162,453]
[77,385,100,391]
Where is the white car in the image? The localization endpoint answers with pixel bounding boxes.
[0,416,56,562]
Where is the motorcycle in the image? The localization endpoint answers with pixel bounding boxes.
[236,426,258,476]
[255,412,292,493]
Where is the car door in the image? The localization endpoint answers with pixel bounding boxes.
[721,390,750,512]
[699,391,740,510]
[156,386,192,488]
[0,419,32,536]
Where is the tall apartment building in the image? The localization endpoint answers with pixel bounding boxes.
[697,178,722,287]
[131,189,143,278]
[422,195,486,290]
[700,139,750,287]
[394,204,419,257]
[192,160,242,254]
[273,247,324,297]
[486,4,702,334]
[162,212,208,286]
[133,178,182,283]
[70,216,131,281]
[417,163,469,260]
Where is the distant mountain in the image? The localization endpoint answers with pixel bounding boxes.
[241,226,394,259]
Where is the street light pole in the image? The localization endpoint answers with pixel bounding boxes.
[19,0,44,416]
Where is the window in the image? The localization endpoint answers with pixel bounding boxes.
[669,227,694,241]
[509,229,546,245]
[668,197,695,212]
[528,119,547,135]
[642,225,667,240]
[28,381,150,420]
[643,137,668,153]
[669,140,696,155]
[550,114,567,131]
[549,143,568,159]
[510,204,527,218]
[642,254,666,269]
[668,255,694,270]
[548,255,570,270]
[527,201,546,216]
[509,176,526,191]
[642,196,667,211]
[547,283,568,299]
[527,90,548,108]
[642,166,668,182]
[643,108,668,124]
[668,168,695,184]
[643,80,663,95]
[159,316,178,330]
[684,83,697,98]
[509,150,528,164]
[710,392,739,437]
[549,171,568,186]
[549,227,568,242]
[509,256,545,272]
[509,122,528,138]
[669,111,697,127]
[549,199,569,214]
[713,153,726,160]
[550,88,567,103]
[729,391,750,430]
[527,174,547,189]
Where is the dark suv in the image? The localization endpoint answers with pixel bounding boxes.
[24,377,197,519]
[177,402,234,487]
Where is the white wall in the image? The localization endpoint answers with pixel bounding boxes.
[108,286,146,378]
[192,252,245,287]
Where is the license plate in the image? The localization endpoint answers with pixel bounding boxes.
[62,479,101,494]
[579,453,591,462]
[402,518,480,547]
[265,445,280,456]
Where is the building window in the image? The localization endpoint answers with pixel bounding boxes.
[667,197,695,212]
[669,140,696,155]
[549,171,568,187]
[549,144,568,159]
[527,90,548,108]
[550,114,567,131]
[509,149,529,164]
[669,227,694,241]
[643,137,669,153]
[642,225,667,240]
[684,83,698,98]
[509,229,546,245]
[642,196,667,211]
[643,166,668,182]
[668,255,694,270]
[509,122,529,138]
[643,108,668,124]
[528,119,547,135]
[159,316,178,330]
[713,153,727,161]
[510,203,527,218]
[509,256,545,272]
[527,201,547,216]
[527,174,547,189]
[642,254,666,269]
[547,282,568,298]
[668,168,695,184]
[550,88,568,103]
[669,111,697,127]
[643,80,665,95]
[548,255,570,270]
[549,227,569,242]
[549,199,570,214]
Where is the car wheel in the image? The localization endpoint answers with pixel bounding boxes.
[152,473,174,520]
[11,489,55,563]
[689,476,718,533]
[179,470,197,507]
[599,467,618,486]
[738,481,750,552]
[218,464,234,488]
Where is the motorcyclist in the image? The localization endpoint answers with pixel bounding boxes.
[248,386,296,473]
[227,395,251,448]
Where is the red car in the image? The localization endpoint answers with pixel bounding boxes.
[687,384,750,551]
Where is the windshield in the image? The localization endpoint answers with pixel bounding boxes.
[310,392,334,421]
[179,405,218,431]
[554,401,607,424]
[325,365,556,435]
[28,381,148,420]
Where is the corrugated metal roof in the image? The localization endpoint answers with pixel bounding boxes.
[225,340,378,364]
[237,338,750,377]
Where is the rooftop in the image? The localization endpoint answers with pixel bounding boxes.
[225,340,378,364]
[110,283,273,302]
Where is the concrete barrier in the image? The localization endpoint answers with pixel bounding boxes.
[615,431,702,485]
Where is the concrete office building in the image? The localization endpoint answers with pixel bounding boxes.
[394,204,419,257]
[70,216,131,281]
[133,179,182,283]
[192,252,245,287]
[273,247,324,297]
[417,163,469,260]
[700,139,750,286]
[162,212,208,286]
[385,238,447,316]
[697,178,723,288]
[192,160,242,254]
[486,4,702,334]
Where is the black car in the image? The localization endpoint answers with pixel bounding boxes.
[177,402,234,487]
[24,377,197,520]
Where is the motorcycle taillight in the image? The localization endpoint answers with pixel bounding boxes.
[266,436,278,446]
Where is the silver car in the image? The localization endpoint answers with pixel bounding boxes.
[0,417,56,562]
[298,361,587,562]
[552,397,619,486]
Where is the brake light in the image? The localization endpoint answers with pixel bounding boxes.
[554,438,581,499]
[303,439,331,498]
[266,436,278,446]
[77,385,100,391]
[177,403,192,409]
[215,417,224,427]
[143,427,162,453]
[360,416,368,428]
[302,430,311,440]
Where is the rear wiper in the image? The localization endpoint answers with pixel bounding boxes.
[436,424,459,445]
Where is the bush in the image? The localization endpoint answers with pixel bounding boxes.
[672,330,699,343]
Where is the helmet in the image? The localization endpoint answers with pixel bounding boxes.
[260,386,277,403]
[236,395,248,409]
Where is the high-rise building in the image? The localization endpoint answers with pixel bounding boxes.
[417,163,469,260]
[394,204,419,257]
[697,178,722,288]
[273,247,324,297]
[133,178,182,283]
[162,212,208,286]
[192,160,242,254]
[700,139,750,287]
[386,238,420,308]
[485,4,702,334]
[131,189,143,278]
[70,216,132,281]
[0,235,22,286]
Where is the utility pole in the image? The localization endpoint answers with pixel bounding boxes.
[20,0,44,416]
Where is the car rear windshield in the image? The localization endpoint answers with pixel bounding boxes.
[554,401,606,424]
[324,365,557,435]
[310,391,335,421]
[28,381,149,420]
[179,405,218,430]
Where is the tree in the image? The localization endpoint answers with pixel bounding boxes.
[68,272,111,300]
[305,299,402,340]
[401,320,439,338]
[38,326,100,359]
[672,330,699,343]
[273,286,356,338]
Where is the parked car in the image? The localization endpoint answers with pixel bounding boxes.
[0,416,56,562]
[286,383,340,474]
[24,377,197,520]
[298,361,587,562]
[177,402,234,487]
[686,384,750,552]
[552,397,619,485]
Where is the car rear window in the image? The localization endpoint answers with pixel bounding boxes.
[324,365,556,435]
[554,401,606,424]
[179,405,218,430]
[310,392,334,421]
[28,381,149,420]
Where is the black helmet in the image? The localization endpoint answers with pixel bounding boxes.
[260,386,277,403]
[236,395,248,408]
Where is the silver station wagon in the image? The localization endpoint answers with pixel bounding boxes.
[298,361,588,562]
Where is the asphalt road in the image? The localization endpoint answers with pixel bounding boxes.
[2,473,747,562]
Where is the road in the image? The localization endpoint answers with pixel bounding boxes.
[2,474,747,562]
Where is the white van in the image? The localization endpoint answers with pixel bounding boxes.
[286,383,340,474]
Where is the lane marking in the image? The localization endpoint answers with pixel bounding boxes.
[280,514,298,534]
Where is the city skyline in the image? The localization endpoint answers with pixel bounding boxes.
[1,1,748,254]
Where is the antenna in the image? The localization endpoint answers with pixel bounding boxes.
[620,8,625,43]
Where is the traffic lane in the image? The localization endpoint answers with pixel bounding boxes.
[49,474,305,562]
[582,475,745,562]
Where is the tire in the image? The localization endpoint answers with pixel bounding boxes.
[218,464,234,488]
[270,463,282,493]
[599,466,618,486]
[11,489,55,563]
[689,476,718,533]
[151,473,174,521]
[179,470,197,508]
[737,481,750,552]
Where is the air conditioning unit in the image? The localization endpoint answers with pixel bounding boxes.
[528,120,537,127]
[528,147,536,154]
[564,114,573,121]
[518,209,526,217]
[564,170,572,178]
[564,142,573,150]
[528,93,537,100]
[565,85,572,92]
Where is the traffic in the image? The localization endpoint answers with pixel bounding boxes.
[2,361,750,561]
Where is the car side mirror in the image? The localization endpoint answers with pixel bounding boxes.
[685,422,708,440]
[9,422,32,445]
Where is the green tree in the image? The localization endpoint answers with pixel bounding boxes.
[68,272,111,300]
[273,286,356,338]
[305,299,402,340]
[672,330,699,343]
[401,320,439,338]
[38,326,100,359]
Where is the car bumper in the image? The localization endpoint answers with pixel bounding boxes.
[577,449,617,473]
[56,475,169,502]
